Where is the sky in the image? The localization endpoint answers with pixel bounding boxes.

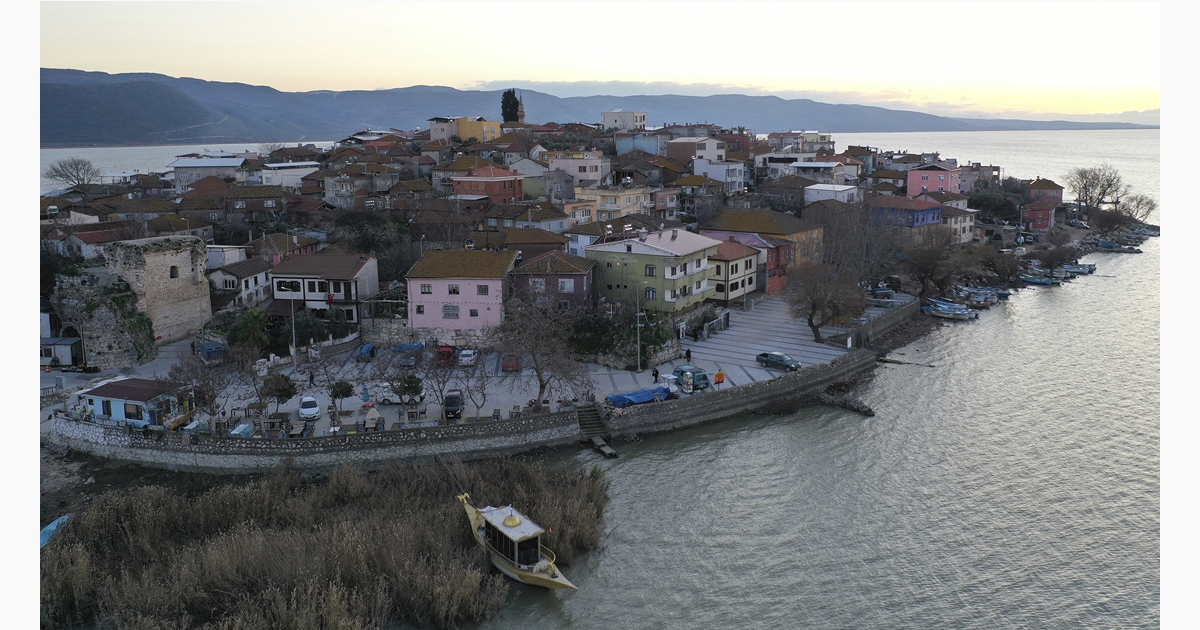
[37,0,1161,124]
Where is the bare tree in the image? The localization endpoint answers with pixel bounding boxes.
[258,141,287,159]
[453,357,494,420]
[1044,226,1072,247]
[163,353,240,419]
[972,245,1024,287]
[1119,193,1157,223]
[785,263,866,344]
[1064,164,1128,217]
[810,197,903,294]
[44,157,102,190]
[488,300,594,409]
[901,228,961,299]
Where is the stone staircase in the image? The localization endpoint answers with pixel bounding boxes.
[576,404,607,440]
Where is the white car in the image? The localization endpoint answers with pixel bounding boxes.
[298,396,321,420]
[458,349,479,366]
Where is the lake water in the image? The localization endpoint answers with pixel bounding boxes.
[481,129,1161,628]
[39,129,1162,627]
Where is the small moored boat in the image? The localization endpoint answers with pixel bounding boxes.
[921,305,978,320]
[457,494,577,590]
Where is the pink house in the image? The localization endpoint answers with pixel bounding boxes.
[906,163,961,196]
[405,250,518,342]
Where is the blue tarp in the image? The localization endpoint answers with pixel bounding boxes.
[605,386,673,409]
[41,514,69,548]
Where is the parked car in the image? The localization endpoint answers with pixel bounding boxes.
[672,365,710,393]
[436,345,456,366]
[458,349,479,366]
[398,352,418,369]
[298,396,321,420]
[756,352,801,371]
[1071,220,1091,229]
[501,354,520,372]
[443,389,464,419]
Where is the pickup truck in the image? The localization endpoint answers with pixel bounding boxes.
[443,389,464,420]
[756,352,801,371]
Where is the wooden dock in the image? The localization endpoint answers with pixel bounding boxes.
[590,436,618,458]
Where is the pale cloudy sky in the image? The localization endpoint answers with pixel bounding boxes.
[37,0,1160,123]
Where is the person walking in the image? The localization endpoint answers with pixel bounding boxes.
[685,349,692,363]
[651,368,659,383]
[309,370,315,386]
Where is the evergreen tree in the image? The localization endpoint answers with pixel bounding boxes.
[501,88,520,122]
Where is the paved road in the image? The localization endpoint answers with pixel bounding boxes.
[40,293,913,435]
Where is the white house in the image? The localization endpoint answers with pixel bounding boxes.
[692,158,746,193]
[602,110,647,131]
[208,258,274,308]
[261,161,322,192]
[803,183,859,204]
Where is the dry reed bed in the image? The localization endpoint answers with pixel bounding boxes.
[41,458,610,629]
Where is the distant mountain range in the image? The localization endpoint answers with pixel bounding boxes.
[41,68,1157,147]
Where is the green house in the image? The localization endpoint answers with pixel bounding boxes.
[584,227,722,314]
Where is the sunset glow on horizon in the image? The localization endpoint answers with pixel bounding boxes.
[39,1,1160,122]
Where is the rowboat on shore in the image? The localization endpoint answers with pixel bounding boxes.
[1020,274,1060,285]
[457,493,577,590]
[921,305,978,320]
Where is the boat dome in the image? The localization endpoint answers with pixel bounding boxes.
[504,514,522,528]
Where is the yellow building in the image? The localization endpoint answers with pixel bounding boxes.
[455,117,502,143]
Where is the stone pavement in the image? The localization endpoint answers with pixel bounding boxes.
[40,292,914,436]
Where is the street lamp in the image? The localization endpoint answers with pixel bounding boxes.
[635,281,649,372]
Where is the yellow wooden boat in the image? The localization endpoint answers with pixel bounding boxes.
[457,493,577,590]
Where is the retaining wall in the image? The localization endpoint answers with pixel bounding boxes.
[828,298,921,348]
[50,410,582,474]
[604,348,878,437]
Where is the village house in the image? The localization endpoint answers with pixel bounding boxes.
[915,190,970,210]
[666,137,726,164]
[614,131,671,157]
[574,182,660,221]
[247,232,321,265]
[404,250,518,345]
[804,183,859,205]
[698,230,793,296]
[691,158,746,193]
[508,250,598,310]
[940,206,978,245]
[585,227,723,315]
[207,258,274,308]
[261,161,322,192]
[432,156,496,192]
[866,195,946,246]
[907,163,962,196]
[169,156,245,194]
[502,227,571,260]
[145,213,215,243]
[702,208,824,268]
[707,237,761,306]
[1022,177,1065,204]
[1021,198,1058,231]
[75,377,192,428]
[959,162,1003,192]
[602,110,648,131]
[563,214,684,257]
[268,253,379,326]
[451,166,525,204]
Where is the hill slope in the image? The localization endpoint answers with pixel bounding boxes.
[40,68,1155,147]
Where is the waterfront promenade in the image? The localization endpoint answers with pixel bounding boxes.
[40,292,913,438]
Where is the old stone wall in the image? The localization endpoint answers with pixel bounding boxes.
[105,237,212,345]
[603,348,878,437]
[359,316,411,347]
[50,410,582,474]
[827,299,920,348]
[52,273,157,369]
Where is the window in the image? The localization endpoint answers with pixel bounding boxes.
[420,284,432,294]
[645,287,656,300]
[124,402,143,420]
[448,284,460,295]
[559,300,570,310]
[318,281,328,292]
[747,276,753,286]
[170,266,179,279]
[42,347,53,358]
[731,263,739,274]
[477,285,489,296]
[716,283,725,293]
[308,281,317,293]
[487,218,498,227]
[254,276,259,286]
[442,305,459,319]
[331,281,340,292]
[276,280,300,292]
[530,278,546,293]
[416,305,424,315]
[939,175,945,181]
[695,281,702,290]
[645,265,656,277]
[578,166,587,173]
[244,279,250,290]
[921,175,929,181]
[264,199,276,207]
[590,165,598,172]
[209,212,219,220]
[234,200,247,208]
[224,279,236,289]
[747,259,753,269]
[101,400,111,417]
[559,278,574,292]
[470,309,479,317]
[697,143,706,150]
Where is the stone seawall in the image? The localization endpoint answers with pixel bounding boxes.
[604,348,878,437]
[50,411,583,474]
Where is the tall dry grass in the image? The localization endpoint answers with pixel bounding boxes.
[41,457,610,629]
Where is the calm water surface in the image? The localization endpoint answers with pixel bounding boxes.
[481,130,1160,628]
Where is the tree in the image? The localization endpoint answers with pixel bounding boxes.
[901,228,965,299]
[1031,245,1081,275]
[263,373,298,413]
[785,263,866,344]
[330,380,354,414]
[43,157,101,190]
[501,88,520,122]
[1064,164,1128,216]
[489,300,595,409]
[1119,193,1157,223]
[1044,226,1072,248]
[327,307,353,340]
[454,358,493,420]
[972,245,1024,287]
[164,353,239,419]
[809,197,903,293]
[228,309,271,355]
[258,141,287,158]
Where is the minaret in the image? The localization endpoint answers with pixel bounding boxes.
[517,93,526,124]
